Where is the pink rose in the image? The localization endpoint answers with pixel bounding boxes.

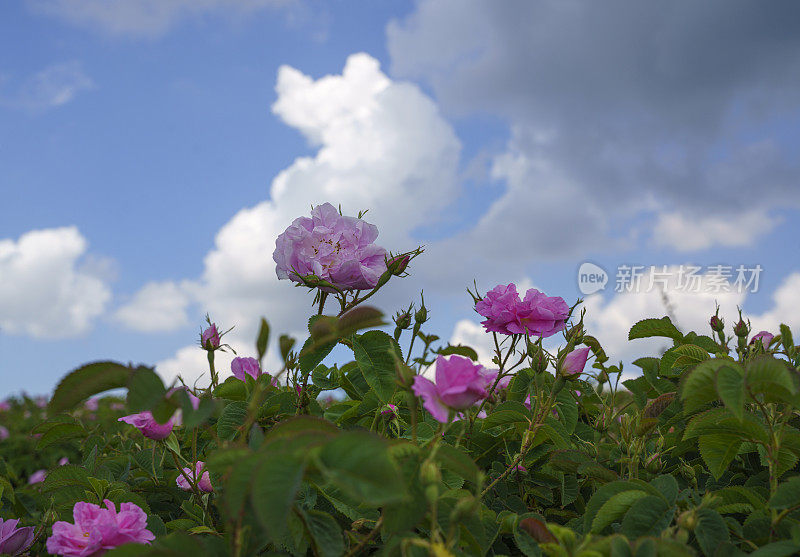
[0,518,35,556]
[412,355,490,423]
[58,457,70,466]
[28,470,47,484]
[476,284,569,338]
[176,461,213,493]
[561,347,590,375]
[273,202,388,291]
[231,357,262,381]
[0,426,8,441]
[0,401,10,411]
[118,412,174,440]
[46,499,154,556]
[750,331,774,349]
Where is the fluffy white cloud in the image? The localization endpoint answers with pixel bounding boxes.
[114,281,191,332]
[27,0,294,37]
[0,61,93,110]
[150,53,461,383]
[0,227,111,338]
[653,210,780,252]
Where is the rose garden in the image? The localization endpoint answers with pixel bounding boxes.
[1,203,800,556]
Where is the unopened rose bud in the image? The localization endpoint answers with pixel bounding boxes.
[394,312,412,330]
[387,254,411,276]
[710,315,724,333]
[559,347,590,377]
[381,404,398,416]
[565,324,583,344]
[201,324,220,350]
[677,510,697,531]
[298,273,324,288]
[415,305,428,325]
[421,461,441,486]
[734,318,749,338]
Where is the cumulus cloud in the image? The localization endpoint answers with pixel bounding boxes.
[0,227,111,338]
[0,61,93,110]
[388,0,800,253]
[27,0,295,37]
[653,210,780,252]
[146,53,461,384]
[114,281,192,332]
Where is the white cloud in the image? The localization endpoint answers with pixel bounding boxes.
[114,281,191,332]
[0,61,93,110]
[28,0,295,37]
[653,210,780,252]
[0,227,111,338]
[143,53,461,385]
[450,319,495,367]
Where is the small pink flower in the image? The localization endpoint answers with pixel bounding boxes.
[0,401,10,411]
[58,457,70,466]
[523,395,532,410]
[110,402,125,411]
[750,331,774,349]
[201,324,220,349]
[176,461,213,493]
[35,396,48,409]
[412,355,490,423]
[118,412,174,440]
[381,404,398,416]
[561,347,590,375]
[0,426,8,440]
[28,470,47,484]
[84,398,99,411]
[231,357,261,381]
[514,465,527,474]
[0,518,35,556]
[46,499,154,556]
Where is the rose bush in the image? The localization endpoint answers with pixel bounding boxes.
[1,203,800,555]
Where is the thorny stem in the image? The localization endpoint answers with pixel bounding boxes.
[344,517,383,557]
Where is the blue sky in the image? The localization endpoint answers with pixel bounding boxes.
[1,0,799,396]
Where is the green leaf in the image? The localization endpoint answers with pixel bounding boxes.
[336,306,386,338]
[482,401,531,430]
[434,444,483,486]
[628,317,682,342]
[750,541,800,557]
[650,474,679,505]
[591,489,650,533]
[49,361,135,414]
[317,431,404,505]
[746,356,796,403]
[303,509,344,557]
[298,335,337,375]
[780,324,795,356]
[681,359,737,413]
[436,344,479,361]
[217,401,248,440]
[619,495,674,538]
[699,434,742,480]
[213,376,247,401]
[126,367,167,413]
[36,422,85,450]
[279,334,296,363]
[769,476,800,509]
[694,508,729,557]
[251,452,306,542]
[716,365,744,420]
[351,330,401,403]
[256,317,270,362]
[660,344,709,376]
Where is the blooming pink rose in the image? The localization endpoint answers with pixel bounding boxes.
[46,499,154,556]
[273,202,388,291]
[231,357,261,381]
[0,426,8,440]
[118,412,174,440]
[412,355,490,423]
[0,518,35,556]
[475,284,569,337]
[176,461,213,493]
[561,347,590,375]
[201,324,221,349]
[750,331,774,349]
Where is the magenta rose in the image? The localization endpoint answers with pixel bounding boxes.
[28,470,47,485]
[176,461,213,493]
[231,357,262,381]
[0,518,35,556]
[273,202,388,291]
[476,284,569,337]
[750,331,774,349]
[118,412,174,440]
[0,425,8,440]
[412,355,490,423]
[47,499,154,556]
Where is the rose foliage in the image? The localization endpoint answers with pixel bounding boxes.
[2,204,800,556]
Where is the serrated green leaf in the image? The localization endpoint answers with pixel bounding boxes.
[126,367,167,413]
[351,330,401,402]
[49,361,135,414]
[699,434,742,480]
[619,495,674,538]
[768,476,800,509]
[217,401,248,440]
[251,452,306,542]
[716,364,744,420]
[746,356,796,403]
[591,489,650,533]
[695,508,729,557]
[628,317,682,341]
